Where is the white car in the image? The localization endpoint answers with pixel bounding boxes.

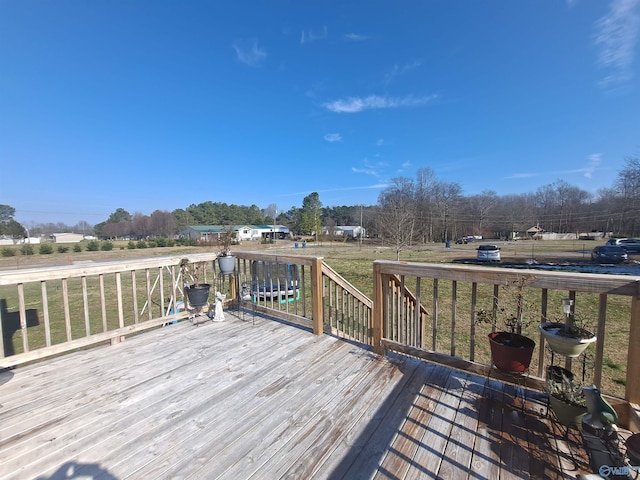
[477,244,501,262]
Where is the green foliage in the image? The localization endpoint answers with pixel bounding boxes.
[155,237,167,247]
[73,244,83,253]
[20,244,34,255]
[38,244,54,254]
[546,366,586,407]
[147,241,157,248]
[101,241,114,251]
[86,240,100,251]
[136,240,147,249]
[1,247,16,257]
[57,245,69,253]
[127,241,136,249]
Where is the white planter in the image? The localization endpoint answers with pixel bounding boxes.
[539,322,596,357]
[217,255,236,274]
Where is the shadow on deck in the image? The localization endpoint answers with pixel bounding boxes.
[0,310,597,479]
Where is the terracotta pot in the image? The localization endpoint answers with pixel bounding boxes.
[488,332,535,373]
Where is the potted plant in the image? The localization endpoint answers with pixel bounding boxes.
[539,299,596,358]
[180,258,211,309]
[217,225,236,274]
[475,275,536,374]
[546,365,587,429]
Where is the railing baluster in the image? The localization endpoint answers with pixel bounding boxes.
[18,283,28,353]
[131,271,139,325]
[432,279,438,351]
[82,276,90,335]
[116,272,124,330]
[593,294,607,389]
[451,280,457,357]
[62,278,71,342]
[470,282,477,361]
[537,288,548,377]
[415,277,422,349]
[99,274,107,332]
[41,281,51,347]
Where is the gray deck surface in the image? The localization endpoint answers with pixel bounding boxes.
[0,312,592,479]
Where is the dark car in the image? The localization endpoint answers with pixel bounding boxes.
[591,245,628,263]
[605,238,640,254]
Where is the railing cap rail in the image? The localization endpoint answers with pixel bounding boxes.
[373,260,640,297]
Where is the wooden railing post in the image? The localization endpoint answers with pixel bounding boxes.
[626,292,640,406]
[311,257,323,335]
[372,262,384,356]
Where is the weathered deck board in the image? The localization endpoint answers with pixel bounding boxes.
[0,313,596,479]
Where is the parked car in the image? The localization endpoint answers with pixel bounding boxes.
[606,238,640,254]
[476,244,500,262]
[591,245,628,263]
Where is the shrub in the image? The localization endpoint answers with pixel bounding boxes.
[21,244,34,255]
[1,247,16,257]
[57,245,69,253]
[147,241,157,248]
[101,241,114,251]
[155,237,167,247]
[39,244,54,254]
[127,241,136,249]
[136,240,147,249]
[73,244,83,252]
[166,239,175,247]
[86,240,100,251]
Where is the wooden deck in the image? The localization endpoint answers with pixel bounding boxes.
[0,311,596,479]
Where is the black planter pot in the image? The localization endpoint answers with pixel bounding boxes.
[185,283,211,309]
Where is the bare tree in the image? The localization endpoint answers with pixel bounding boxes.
[149,210,176,237]
[615,156,640,235]
[377,177,416,260]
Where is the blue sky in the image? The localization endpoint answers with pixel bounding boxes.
[1,0,639,225]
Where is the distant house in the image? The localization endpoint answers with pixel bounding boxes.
[50,233,84,243]
[181,225,290,243]
[322,225,365,238]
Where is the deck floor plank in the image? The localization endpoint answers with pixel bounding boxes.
[0,313,598,480]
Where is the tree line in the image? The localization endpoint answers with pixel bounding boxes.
[3,156,638,244]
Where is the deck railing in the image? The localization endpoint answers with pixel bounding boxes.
[1,252,638,428]
[372,260,640,429]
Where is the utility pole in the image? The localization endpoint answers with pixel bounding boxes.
[359,205,363,250]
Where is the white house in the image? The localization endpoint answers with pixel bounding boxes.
[50,233,84,243]
[181,225,290,243]
[322,225,365,238]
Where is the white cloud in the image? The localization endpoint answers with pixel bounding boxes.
[384,60,422,84]
[324,133,342,143]
[324,94,438,113]
[584,153,602,178]
[506,172,538,179]
[232,38,267,67]
[301,26,328,44]
[556,153,602,178]
[352,159,388,178]
[343,33,368,41]
[352,167,380,176]
[594,0,640,90]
